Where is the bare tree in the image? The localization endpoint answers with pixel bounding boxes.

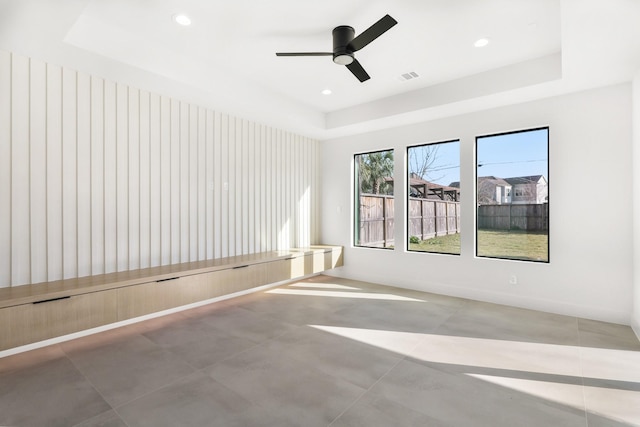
[408,144,441,182]
[477,179,498,205]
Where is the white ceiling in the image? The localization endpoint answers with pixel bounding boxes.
[1,0,640,139]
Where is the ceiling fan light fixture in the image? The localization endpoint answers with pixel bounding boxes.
[333,54,354,65]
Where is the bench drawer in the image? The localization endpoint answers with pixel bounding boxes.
[0,290,118,351]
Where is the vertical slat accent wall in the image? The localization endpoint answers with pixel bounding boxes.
[0,51,11,286]
[0,50,320,288]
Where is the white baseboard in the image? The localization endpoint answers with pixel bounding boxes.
[631,315,640,342]
[324,271,631,325]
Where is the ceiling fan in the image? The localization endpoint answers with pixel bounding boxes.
[275,14,398,82]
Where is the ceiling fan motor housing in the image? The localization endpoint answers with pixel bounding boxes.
[332,26,355,65]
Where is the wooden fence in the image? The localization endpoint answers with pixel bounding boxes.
[477,203,548,231]
[357,197,546,247]
[357,195,395,247]
[408,198,460,240]
[357,195,461,247]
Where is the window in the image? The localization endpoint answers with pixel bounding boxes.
[354,150,394,249]
[476,128,549,262]
[407,141,460,255]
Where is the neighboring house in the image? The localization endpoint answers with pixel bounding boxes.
[473,176,513,205]
[454,175,548,205]
[504,175,548,204]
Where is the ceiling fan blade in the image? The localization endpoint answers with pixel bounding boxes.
[346,59,370,82]
[348,14,397,52]
[275,52,333,57]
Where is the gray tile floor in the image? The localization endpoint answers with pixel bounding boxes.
[1,275,640,427]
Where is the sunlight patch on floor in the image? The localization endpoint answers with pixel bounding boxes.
[309,323,640,421]
[579,346,640,382]
[308,324,590,413]
[311,325,581,376]
[288,282,362,291]
[411,334,582,376]
[309,324,425,354]
[467,374,585,410]
[267,288,426,302]
[582,386,640,425]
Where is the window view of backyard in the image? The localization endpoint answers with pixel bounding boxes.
[353,128,548,260]
[476,128,549,262]
[354,150,395,249]
[407,141,461,255]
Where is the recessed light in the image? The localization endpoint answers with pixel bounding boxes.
[173,14,192,26]
[321,89,332,95]
[474,38,489,48]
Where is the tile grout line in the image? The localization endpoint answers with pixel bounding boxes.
[576,317,590,427]
[59,344,132,427]
[327,302,463,427]
[60,329,202,424]
[326,350,408,427]
[62,287,304,423]
[105,314,296,414]
[109,330,264,411]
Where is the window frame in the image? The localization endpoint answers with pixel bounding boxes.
[475,127,550,263]
[353,148,395,250]
[406,139,461,256]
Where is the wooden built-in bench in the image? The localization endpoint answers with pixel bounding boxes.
[0,245,343,352]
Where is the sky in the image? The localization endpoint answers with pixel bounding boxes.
[408,128,548,187]
[408,140,461,186]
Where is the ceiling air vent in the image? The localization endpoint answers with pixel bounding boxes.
[398,71,419,81]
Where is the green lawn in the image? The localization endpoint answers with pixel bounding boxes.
[477,230,548,262]
[409,233,460,255]
[409,230,548,261]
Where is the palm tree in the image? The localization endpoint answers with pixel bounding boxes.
[357,151,394,194]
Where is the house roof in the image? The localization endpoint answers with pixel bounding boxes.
[504,175,547,185]
[477,176,512,187]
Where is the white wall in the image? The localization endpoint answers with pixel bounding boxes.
[633,72,640,336]
[0,49,320,288]
[321,83,634,325]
